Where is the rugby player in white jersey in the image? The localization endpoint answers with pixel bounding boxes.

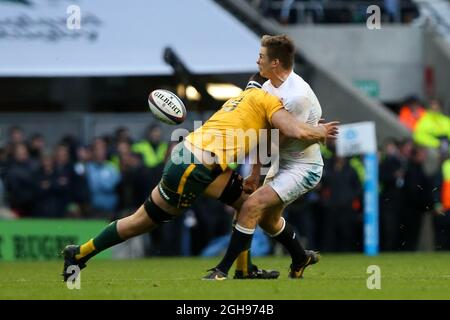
[205,34,332,280]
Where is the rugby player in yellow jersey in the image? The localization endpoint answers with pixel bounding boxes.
[61,74,338,281]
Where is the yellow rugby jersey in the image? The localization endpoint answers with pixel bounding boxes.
[186,88,283,170]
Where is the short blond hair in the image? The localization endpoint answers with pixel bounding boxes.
[261,34,295,69]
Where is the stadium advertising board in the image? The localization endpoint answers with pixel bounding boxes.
[0,219,111,261]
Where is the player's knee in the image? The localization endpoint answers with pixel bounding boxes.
[240,195,266,221]
[218,171,243,206]
[143,194,176,225]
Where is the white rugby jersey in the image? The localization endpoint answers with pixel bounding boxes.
[262,71,324,166]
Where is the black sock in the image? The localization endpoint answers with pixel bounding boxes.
[273,218,306,266]
[217,224,254,275]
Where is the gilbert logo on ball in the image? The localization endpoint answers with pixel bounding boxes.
[148,89,187,125]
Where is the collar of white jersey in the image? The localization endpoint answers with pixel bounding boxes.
[270,70,295,89]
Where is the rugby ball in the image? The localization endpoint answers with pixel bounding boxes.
[148,89,186,125]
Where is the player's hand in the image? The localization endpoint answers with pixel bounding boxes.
[243,176,259,194]
[319,121,339,144]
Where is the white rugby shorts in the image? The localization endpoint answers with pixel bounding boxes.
[264,161,323,205]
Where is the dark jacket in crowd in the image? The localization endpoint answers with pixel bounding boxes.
[403,161,433,212]
[321,158,361,207]
[399,158,434,250]
[4,161,37,216]
[34,169,66,218]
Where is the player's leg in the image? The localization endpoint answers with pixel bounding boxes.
[61,187,182,281]
[234,183,310,271]
[204,170,252,278]
[204,184,281,279]
[258,203,319,279]
[258,165,323,278]
[203,171,279,279]
[232,211,281,279]
[62,141,215,281]
[223,163,322,280]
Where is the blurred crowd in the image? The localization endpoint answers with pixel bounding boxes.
[248,0,419,25]
[0,125,233,256]
[0,125,181,222]
[1,98,450,254]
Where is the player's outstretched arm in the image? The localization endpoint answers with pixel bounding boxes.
[271,108,339,143]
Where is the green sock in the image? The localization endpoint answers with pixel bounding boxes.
[76,221,124,263]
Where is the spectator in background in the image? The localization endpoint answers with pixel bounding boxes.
[0,147,7,180]
[132,124,168,169]
[72,145,91,217]
[113,140,157,208]
[8,126,25,145]
[28,133,46,166]
[0,148,14,218]
[130,152,160,205]
[399,96,425,131]
[59,134,80,163]
[86,138,121,220]
[0,169,5,208]
[399,146,434,251]
[110,129,134,170]
[413,99,450,150]
[117,148,140,212]
[6,126,25,161]
[398,138,414,168]
[4,143,37,217]
[413,99,450,175]
[53,144,76,217]
[379,139,404,251]
[320,154,362,252]
[110,140,132,170]
[0,167,14,218]
[34,154,63,218]
[114,126,133,145]
[432,153,450,250]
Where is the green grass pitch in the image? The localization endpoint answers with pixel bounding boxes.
[1,253,449,300]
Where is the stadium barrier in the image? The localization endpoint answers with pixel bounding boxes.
[0,219,111,261]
